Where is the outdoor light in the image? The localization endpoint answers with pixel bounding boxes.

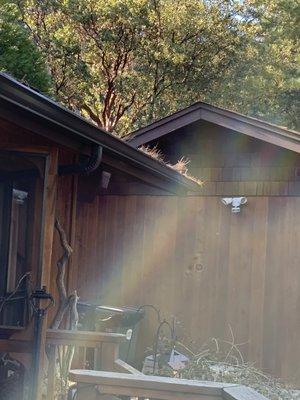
[221,197,247,213]
[13,189,28,204]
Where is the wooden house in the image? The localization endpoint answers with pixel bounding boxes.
[0,73,199,399]
[0,73,297,399]
[126,103,300,385]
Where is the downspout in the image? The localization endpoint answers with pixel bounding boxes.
[58,145,103,176]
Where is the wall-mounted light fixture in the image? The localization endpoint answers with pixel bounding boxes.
[221,197,247,213]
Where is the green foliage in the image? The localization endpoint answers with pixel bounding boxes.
[208,0,300,130]
[7,0,300,133]
[13,0,252,134]
[0,1,51,92]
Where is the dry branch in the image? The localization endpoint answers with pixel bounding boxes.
[51,218,73,330]
[49,218,79,400]
[62,291,79,379]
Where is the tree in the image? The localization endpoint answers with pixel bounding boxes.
[208,0,299,130]
[0,2,51,92]
[15,0,251,135]
[12,0,299,133]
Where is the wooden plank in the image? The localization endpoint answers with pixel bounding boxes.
[114,358,143,375]
[191,166,297,182]
[46,329,127,346]
[209,196,230,341]
[247,199,268,367]
[223,385,268,400]
[281,197,300,383]
[263,198,287,376]
[46,345,57,400]
[98,384,221,399]
[69,370,231,395]
[74,383,99,400]
[100,342,119,371]
[77,346,87,368]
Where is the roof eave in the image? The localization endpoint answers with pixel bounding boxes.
[0,73,200,194]
[127,102,300,153]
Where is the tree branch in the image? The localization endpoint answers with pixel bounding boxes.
[51,218,73,330]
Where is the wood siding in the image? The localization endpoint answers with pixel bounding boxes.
[2,116,299,388]
[72,195,300,385]
[153,120,300,196]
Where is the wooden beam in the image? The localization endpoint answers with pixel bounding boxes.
[222,386,268,400]
[98,385,219,400]
[69,370,230,396]
[46,329,127,346]
[33,148,58,400]
[70,371,267,400]
[114,359,144,375]
[99,342,119,371]
[0,339,32,353]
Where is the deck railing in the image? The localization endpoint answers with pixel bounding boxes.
[45,328,268,400]
[69,369,268,400]
[46,329,128,400]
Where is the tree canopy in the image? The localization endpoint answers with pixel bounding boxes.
[208,0,299,130]
[0,2,51,92]
[2,0,299,134]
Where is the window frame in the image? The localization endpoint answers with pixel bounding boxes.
[0,150,47,328]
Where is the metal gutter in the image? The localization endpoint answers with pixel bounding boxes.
[0,73,200,193]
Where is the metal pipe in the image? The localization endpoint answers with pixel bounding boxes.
[58,145,102,176]
[29,286,54,400]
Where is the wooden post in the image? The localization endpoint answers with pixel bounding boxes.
[98,342,119,371]
[46,344,57,400]
[76,383,98,400]
[77,384,116,400]
[33,148,58,400]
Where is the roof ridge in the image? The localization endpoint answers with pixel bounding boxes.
[126,101,299,142]
[126,101,300,154]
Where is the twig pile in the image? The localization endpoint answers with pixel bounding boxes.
[154,326,299,400]
[139,145,202,185]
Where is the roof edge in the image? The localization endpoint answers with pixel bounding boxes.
[0,73,200,193]
[127,102,300,153]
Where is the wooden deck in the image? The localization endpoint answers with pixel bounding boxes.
[69,369,268,400]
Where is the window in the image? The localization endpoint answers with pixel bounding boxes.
[0,152,45,328]
[1,185,29,291]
